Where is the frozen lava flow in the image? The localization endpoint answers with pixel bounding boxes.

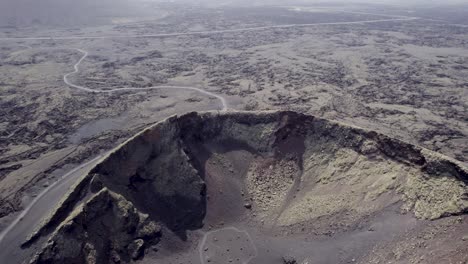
[21,111,467,264]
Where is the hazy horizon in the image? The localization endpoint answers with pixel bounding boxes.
[0,0,467,29]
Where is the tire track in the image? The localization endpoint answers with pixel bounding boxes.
[63,48,228,111]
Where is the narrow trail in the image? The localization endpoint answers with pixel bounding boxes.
[0,17,418,41]
[0,155,104,244]
[7,16,423,112]
[63,48,228,111]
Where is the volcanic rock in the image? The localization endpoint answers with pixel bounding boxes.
[26,111,467,264]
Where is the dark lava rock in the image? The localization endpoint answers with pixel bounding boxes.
[30,188,161,264]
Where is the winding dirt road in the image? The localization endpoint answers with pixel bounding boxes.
[0,155,105,263]
[63,49,229,111]
[0,155,104,245]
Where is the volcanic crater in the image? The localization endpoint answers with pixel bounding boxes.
[25,111,467,264]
